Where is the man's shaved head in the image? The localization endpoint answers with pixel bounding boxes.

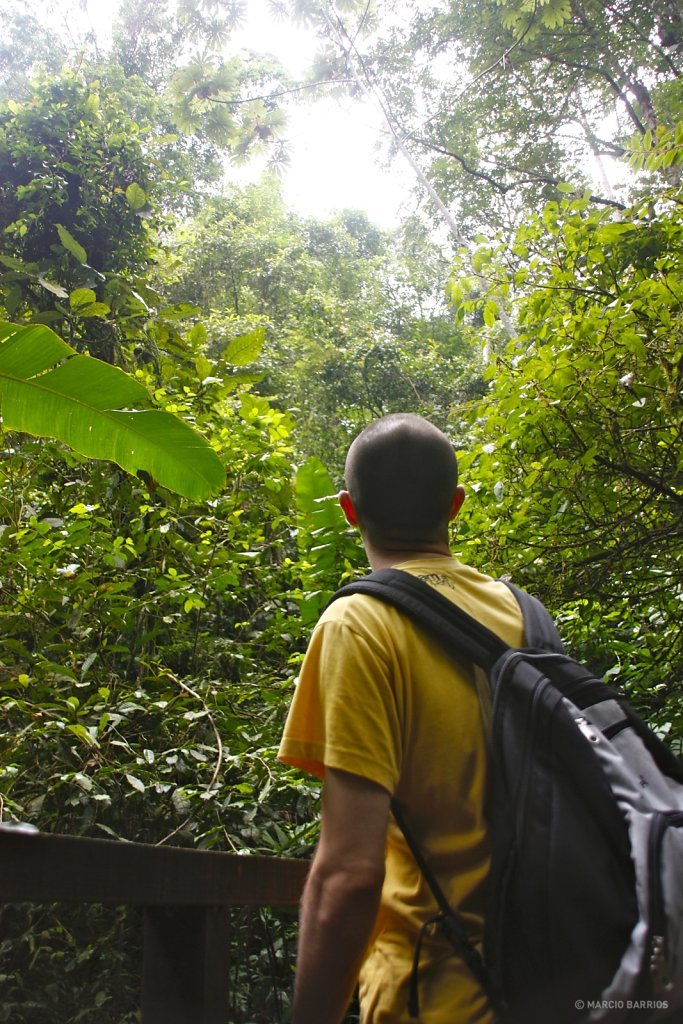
[344,414,459,545]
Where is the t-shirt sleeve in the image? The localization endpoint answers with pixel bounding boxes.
[277,613,401,795]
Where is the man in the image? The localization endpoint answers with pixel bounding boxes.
[278,413,524,1023]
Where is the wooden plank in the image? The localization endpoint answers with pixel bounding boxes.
[142,906,231,1024]
[0,830,309,908]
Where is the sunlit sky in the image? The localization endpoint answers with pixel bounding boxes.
[35,0,628,228]
[54,0,414,227]
[229,0,414,226]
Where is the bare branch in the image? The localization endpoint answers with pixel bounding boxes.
[208,78,354,107]
[591,0,682,78]
[409,135,628,209]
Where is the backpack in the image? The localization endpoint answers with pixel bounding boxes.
[328,568,683,1024]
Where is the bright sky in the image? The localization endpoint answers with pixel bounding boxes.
[256,95,413,228]
[228,1,414,226]
[64,0,414,228]
[40,0,629,229]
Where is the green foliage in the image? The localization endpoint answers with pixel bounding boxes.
[0,66,177,367]
[629,119,683,177]
[0,0,69,102]
[0,350,315,1017]
[0,68,162,279]
[0,60,318,1006]
[292,0,681,239]
[162,180,480,474]
[451,168,683,735]
[294,456,364,623]
[0,320,225,500]
[0,903,141,1024]
[112,0,293,175]
[0,392,306,844]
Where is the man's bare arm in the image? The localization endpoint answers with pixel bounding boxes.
[292,767,391,1024]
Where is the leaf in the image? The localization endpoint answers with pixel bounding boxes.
[125,183,148,211]
[38,276,68,299]
[597,223,635,242]
[81,652,98,678]
[0,320,225,501]
[483,300,498,327]
[195,354,213,379]
[223,328,265,366]
[125,773,146,793]
[294,457,338,517]
[294,457,346,556]
[67,723,98,747]
[56,224,87,264]
[78,303,111,319]
[70,288,97,310]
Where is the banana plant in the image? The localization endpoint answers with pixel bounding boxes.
[294,455,363,622]
[0,321,225,501]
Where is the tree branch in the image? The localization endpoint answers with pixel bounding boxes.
[209,78,355,108]
[591,0,682,79]
[600,71,648,134]
[594,454,683,506]
[531,50,650,135]
[409,135,627,209]
[412,137,511,193]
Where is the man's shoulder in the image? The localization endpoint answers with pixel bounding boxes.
[366,557,525,648]
[317,588,398,632]
[317,558,526,652]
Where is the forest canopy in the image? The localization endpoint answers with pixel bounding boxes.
[0,0,681,1019]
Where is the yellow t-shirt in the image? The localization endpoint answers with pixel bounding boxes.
[278,556,524,1024]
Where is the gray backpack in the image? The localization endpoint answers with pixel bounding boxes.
[330,568,683,1023]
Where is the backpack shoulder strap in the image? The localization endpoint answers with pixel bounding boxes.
[330,569,565,662]
[328,567,509,672]
[503,582,565,653]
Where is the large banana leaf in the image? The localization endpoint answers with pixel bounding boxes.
[294,456,343,529]
[294,455,347,564]
[294,456,350,623]
[0,321,225,501]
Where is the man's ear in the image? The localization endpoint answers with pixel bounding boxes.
[449,485,466,522]
[338,490,358,527]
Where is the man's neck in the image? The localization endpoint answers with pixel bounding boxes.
[363,538,452,570]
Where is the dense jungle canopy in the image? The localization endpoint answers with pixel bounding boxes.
[0,0,681,1019]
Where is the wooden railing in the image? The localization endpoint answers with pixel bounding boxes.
[0,825,309,1023]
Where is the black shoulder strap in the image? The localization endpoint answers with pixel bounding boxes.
[328,567,564,670]
[328,567,508,672]
[503,581,564,653]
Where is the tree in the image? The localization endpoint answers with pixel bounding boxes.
[0,267,317,1020]
[0,16,314,1013]
[0,69,162,273]
[162,177,482,472]
[0,345,309,1019]
[0,0,69,101]
[0,67,171,362]
[1,0,296,201]
[451,133,683,735]
[106,0,293,175]
[0,61,290,363]
[285,0,682,237]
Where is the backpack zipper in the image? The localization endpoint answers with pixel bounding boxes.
[648,810,683,994]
